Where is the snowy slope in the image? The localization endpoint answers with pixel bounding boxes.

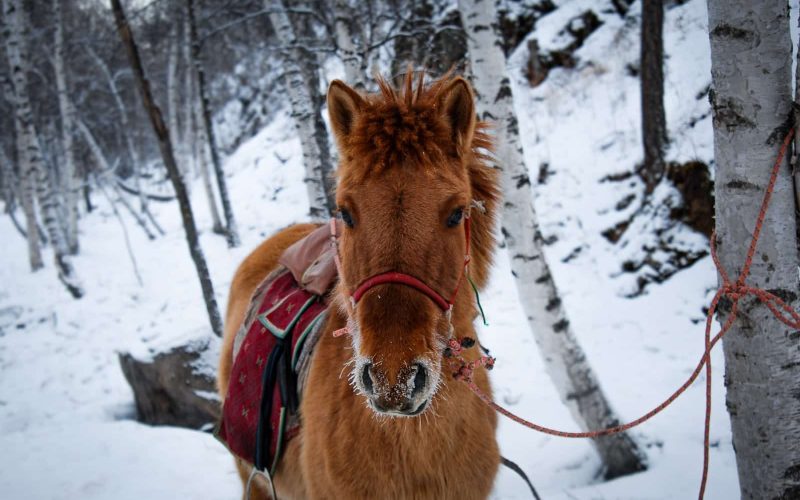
[0,0,751,498]
[0,114,306,500]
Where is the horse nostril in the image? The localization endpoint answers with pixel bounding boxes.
[362,364,374,395]
[411,364,427,398]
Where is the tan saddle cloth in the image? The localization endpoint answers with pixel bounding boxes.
[278,221,341,295]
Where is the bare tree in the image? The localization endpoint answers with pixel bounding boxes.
[793,12,800,217]
[166,25,186,185]
[458,0,645,478]
[111,0,223,338]
[186,0,240,247]
[192,69,225,235]
[267,0,334,219]
[333,0,365,89]
[0,144,27,239]
[85,45,162,236]
[640,0,666,195]
[74,113,156,241]
[707,1,800,497]
[0,71,41,269]
[289,0,337,213]
[3,0,82,297]
[53,0,79,254]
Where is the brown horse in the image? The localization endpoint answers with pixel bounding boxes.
[219,73,501,499]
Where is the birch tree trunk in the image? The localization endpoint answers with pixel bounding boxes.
[0,146,14,210]
[707,2,800,497]
[458,0,645,478]
[0,143,29,240]
[14,112,43,266]
[333,0,365,89]
[186,0,240,247]
[290,0,337,213]
[111,0,223,338]
[3,0,82,297]
[640,0,666,195]
[53,0,79,254]
[0,71,41,270]
[267,0,333,220]
[793,13,800,218]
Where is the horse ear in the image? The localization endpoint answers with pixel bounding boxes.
[327,80,364,143]
[440,77,476,152]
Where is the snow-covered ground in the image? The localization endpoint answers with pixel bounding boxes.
[0,0,745,498]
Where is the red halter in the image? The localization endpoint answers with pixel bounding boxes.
[330,215,472,313]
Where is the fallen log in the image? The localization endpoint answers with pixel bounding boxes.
[119,333,220,429]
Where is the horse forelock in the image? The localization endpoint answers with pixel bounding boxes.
[339,73,491,177]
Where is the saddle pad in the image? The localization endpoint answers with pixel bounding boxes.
[217,268,328,473]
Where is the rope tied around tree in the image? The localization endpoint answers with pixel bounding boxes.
[448,128,800,500]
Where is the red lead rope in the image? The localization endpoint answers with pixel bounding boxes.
[448,128,800,500]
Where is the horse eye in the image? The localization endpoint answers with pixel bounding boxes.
[339,208,355,228]
[446,207,464,228]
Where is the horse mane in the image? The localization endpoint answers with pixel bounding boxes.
[340,72,500,290]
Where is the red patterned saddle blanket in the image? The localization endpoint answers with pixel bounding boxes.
[216,267,329,474]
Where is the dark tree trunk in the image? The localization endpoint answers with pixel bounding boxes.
[186,0,240,247]
[640,0,666,195]
[111,0,224,338]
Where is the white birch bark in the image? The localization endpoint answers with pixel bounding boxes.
[3,0,82,297]
[267,0,331,220]
[333,0,364,89]
[14,106,42,270]
[458,0,644,477]
[1,136,35,243]
[291,0,337,212]
[0,70,41,270]
[0,146,14,208]
[793,12,800,217]
[53,0,78,254]
[707,2,800,497]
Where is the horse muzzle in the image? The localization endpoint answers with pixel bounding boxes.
[358,361,434,417]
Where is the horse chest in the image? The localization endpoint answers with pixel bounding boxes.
[302,353,499,499]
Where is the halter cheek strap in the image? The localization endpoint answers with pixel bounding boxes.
[329,215,472,315]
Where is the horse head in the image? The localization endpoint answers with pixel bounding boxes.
[327,73,498,417]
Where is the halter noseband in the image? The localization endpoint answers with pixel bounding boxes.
[330,215,472,314]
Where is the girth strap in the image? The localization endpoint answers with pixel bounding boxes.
[254,337,296,474]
